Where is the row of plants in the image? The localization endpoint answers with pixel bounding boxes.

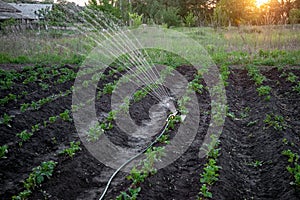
[20,89,72,113]
[280,71,300,94]
[16,109,72,147]
[12,160,57,200]
[282,140,300,187]
[0,66,76,107]
[115,115,182,200]
[246,64,271,101]
[0,64,66,92]
[198,136,221,199]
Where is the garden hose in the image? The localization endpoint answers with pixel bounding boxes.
[99,110,179,200]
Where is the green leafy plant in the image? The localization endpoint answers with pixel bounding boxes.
[87,122,104,142]
[198,135,221,199]
[59,141,81,158]
[12,161,57,200]
[247,160,264,168]
[247,65,265,85]
[49,116,58,123]
[17,130,33,145]
[0,113,13,127]
[264,113,287,131]
[286,72,298,83]
[59,110,72,122]
[199,184,212,199]
[20,103,30,112]
[129,12,143,28]
[0,145,8,159]
[188,74,204,94]
[103,82,116,95]
[293,82,300,94]
[31,124,40,133]
[256,85,271,101]
[282,149,300,186]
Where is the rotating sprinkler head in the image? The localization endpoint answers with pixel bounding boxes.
[161,96,177,114]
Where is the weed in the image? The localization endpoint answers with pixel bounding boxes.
[0,145,8,159]
[59,141,81,158]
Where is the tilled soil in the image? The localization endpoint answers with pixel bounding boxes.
[0,65,300,200]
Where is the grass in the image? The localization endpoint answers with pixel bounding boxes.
[1,26,299,67]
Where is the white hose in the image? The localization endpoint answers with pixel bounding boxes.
[99,110,178,200]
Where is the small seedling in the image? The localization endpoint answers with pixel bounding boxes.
[0,145,8,159]
[59,141,81,158]
[286,72,298,83]
[59,110,72,122]
[49,116,58,123]
[264,113,287,131]
[17,130,33,144]
[0,113,13,127]
[247,160,263,168]
[87,122,104,142]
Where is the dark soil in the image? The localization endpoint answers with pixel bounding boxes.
[0,65,300,200]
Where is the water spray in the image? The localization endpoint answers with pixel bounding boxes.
[99,97,179,200]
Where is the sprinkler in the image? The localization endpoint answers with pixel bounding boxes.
[99,99,179,200]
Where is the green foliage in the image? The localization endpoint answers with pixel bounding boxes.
[256,85,271,100]
[286,72,298,83]
[282,149,300,186]
[59,141,81,158]
[116,187,141,200]
[198,136,221,199]
[161,7,181,28]
[0,145,8,159]
[129,12,143,28]
[247,160,264,168]
[17,130,33,144]
[0,113,13,127]
[49,116,58,123]
[188,74,204,94]
[289,9,300,24]
[88,0,121,19]
[59,109,72,122]
[293,82,300,94]
[103,82,116,95]
[264,113,287,131]
[12,161,57,200]
[87,122,104,142]
[184,12,197,27]
[247,65,265,85]
[199,184,212,198]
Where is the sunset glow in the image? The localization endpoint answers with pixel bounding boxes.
[256,0,270,7]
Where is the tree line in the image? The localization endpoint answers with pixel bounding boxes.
[86,0,300,27]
